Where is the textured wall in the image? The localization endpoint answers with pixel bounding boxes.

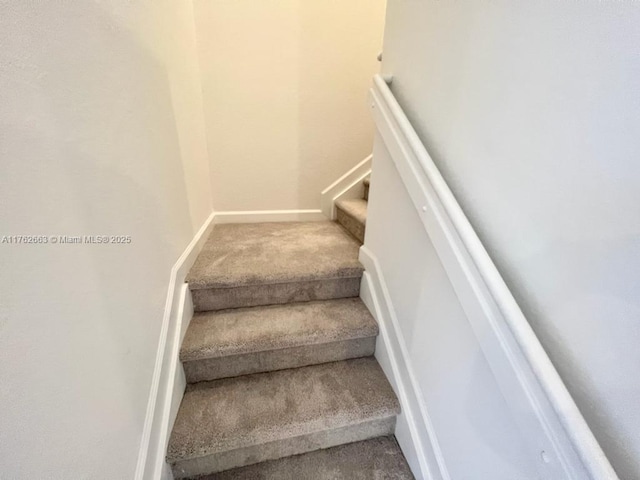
[193,0,387,211]
[0,1,211,478]
[381,1,640,477]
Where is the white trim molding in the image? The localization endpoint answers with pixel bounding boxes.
[369,73,617,479]
[320,155,372,219]
[360,251,449,480]
[214,209,327,224]
[135,212,215,480]
[134,206,332,480]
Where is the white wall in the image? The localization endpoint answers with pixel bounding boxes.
[381,1,640,478]
[365,134,541,479]
[0,1,211,478]
[193,0,386,211]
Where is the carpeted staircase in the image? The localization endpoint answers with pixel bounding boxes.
[166,177,413,479]
[335,176,369,243]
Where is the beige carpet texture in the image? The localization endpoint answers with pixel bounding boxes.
[168,178,413,479]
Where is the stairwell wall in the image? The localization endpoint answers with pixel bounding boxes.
[363,135,543,479]
[192,0,386,212]
[380,1,640,478]
[0,1,212,479]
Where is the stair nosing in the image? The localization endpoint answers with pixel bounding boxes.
[169,412,396,463]
[180,331,378,362]
[187,271,364,290]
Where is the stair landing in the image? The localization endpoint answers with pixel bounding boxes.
[187,222,362,289]
[186,222,364,311]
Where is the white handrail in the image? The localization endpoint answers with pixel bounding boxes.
[372,73,618,480]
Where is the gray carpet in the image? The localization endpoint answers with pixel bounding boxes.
[187,222,363,289]
[167,358,399,478]
[182,298,378,361]
[187,221,365,311]
[198,436,414,480]
[336,198,367,243]
[181,298,379,382]
[169,213,413,478]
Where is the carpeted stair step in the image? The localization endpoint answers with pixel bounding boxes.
[336,198,367,243]
[186,222,364,312]
[363,176,370,201]
[180,298,379,383]
[197,436,414,480]
[167,358,400,479]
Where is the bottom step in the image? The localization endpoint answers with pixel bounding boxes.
[198,436,414,480]
[167,358,399,478]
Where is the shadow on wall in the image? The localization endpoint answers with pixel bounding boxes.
[192,0,385,212]
[296,0,386,209]
[0,2,193,478]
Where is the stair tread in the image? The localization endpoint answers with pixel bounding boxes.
[167,358,400,463]
[336,198,368,225]
[200,436,414,480]
[187,222,363,290]
[181,298,378,362]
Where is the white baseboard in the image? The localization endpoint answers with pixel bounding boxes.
[359,246,449,480]
[135,211,215,480]
[214,209,327,224]
[320,155,372,219]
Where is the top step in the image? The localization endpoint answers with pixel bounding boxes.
[187,222,364,311]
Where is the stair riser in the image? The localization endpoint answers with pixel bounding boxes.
[183,337,376,383]
[364,183,369,201]
[191,277,362,312]
[170,416,396,479]
[336,209,366,243]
